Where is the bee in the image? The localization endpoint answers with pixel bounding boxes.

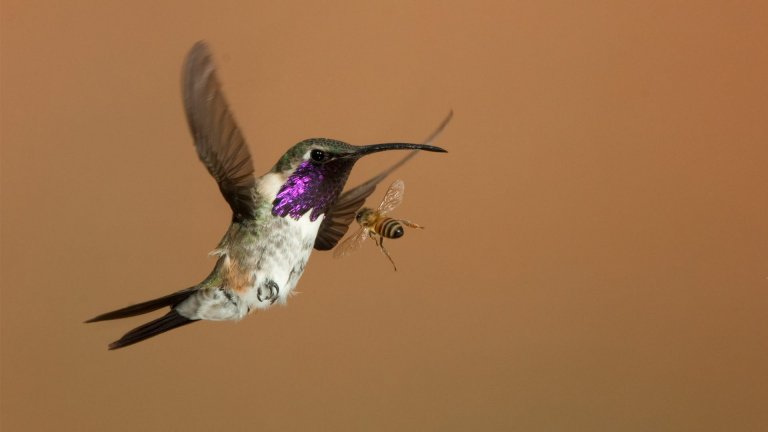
[333,179,423,271]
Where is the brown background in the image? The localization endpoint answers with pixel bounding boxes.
[2,1,767,430]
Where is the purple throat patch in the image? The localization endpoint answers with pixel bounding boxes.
[272,161,330,221]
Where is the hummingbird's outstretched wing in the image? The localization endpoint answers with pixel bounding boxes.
[314,110,452,251]
[183,41,257,221]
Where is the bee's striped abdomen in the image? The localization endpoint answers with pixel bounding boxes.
[376,218,405,239]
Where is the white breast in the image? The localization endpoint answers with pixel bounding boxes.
[179,172,328,321]
[257,172,287,201]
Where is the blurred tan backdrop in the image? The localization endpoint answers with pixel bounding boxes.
[2,1,767,431]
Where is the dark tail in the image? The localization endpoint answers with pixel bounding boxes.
[107,310,197,350]
[86,287,199,350]
[86,287,196,322]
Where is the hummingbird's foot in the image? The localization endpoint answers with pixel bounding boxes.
[257,280,280,304]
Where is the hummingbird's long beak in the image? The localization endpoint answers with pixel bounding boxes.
[356,142,447,156]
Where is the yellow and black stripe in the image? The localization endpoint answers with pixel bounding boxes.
[376,218,405,239]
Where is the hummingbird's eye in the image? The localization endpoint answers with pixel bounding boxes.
[310,149,327,162]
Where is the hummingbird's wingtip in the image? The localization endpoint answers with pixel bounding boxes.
[190,40,210,52]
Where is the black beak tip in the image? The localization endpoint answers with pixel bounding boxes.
[417,144,448,153]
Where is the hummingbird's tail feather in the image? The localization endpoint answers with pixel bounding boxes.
[85,287,197,323]
[108,310,198,350]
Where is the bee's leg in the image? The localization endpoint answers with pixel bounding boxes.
[400,220,424,229]
[377,237,397,271]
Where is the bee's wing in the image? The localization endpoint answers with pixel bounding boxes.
[333,226,370,258]
[183,42,257,221]
[378,180,405,214]
[314,110,452,251]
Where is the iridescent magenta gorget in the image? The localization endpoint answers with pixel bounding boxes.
[272,158,354,220]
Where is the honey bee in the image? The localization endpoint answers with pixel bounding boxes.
[333,179,423,270]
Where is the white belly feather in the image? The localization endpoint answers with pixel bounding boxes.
[241,211,323,311]
[177,173,324,321]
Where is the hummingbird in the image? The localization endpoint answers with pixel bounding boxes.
[86,41,450,349]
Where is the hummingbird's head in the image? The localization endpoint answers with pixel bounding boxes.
[270,138,446,221]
